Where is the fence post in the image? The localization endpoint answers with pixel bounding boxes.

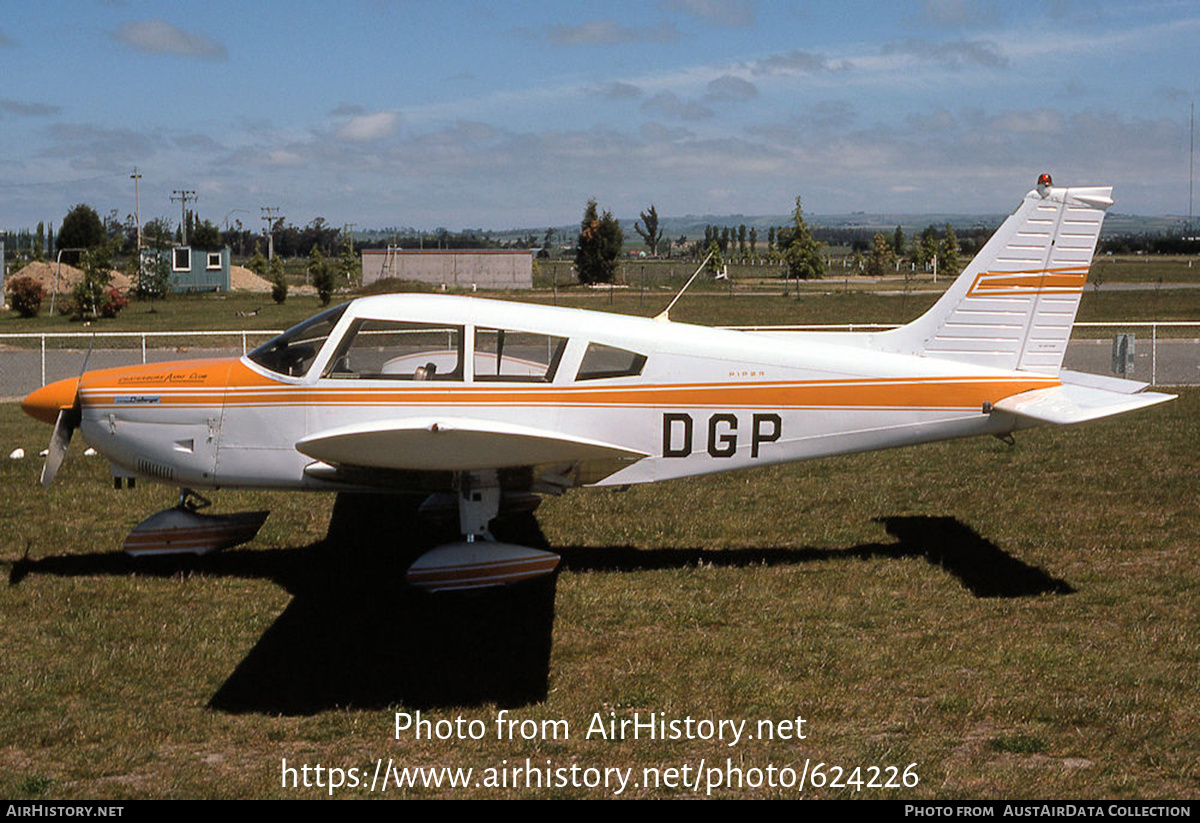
[40,335,45,387]
[141,334,147,365]
[1152,324,1157,386]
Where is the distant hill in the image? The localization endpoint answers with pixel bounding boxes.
[482,212,1188,246]
[358,211,1191,247]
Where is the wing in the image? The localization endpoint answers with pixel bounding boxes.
[296,416,647,473]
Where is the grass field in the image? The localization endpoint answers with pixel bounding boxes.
[0,376,1196,799]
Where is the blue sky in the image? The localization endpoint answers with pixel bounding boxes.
[1,0,1197,232]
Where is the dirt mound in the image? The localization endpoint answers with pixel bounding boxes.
[230,265,272,292]
[9,261,132,293]
[228,265,317,295]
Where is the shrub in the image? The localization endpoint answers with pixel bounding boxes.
[56,296,79,318]
[98,287,129,318]
[8,276,44,317]
[134,252,170,300]
[270,257,287,304]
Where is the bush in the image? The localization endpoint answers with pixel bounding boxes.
[98,287,128,318]
[134,253,170,300]
[310,246,333,306]
[8,276,44,317]
[270,260,288,304]
[56,296,79,318]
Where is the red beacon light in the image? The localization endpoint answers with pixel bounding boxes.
[1037,173,1053,187]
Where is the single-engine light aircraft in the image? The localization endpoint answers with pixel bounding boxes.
[22,177,1175,590]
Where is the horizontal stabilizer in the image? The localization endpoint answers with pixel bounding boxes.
[992,383,1175,426]
[297,417,648,471]
[1057,369,1150,394]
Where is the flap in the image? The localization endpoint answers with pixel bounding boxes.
[296,417,647,472]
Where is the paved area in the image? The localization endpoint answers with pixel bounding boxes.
[1062,338,1200,386]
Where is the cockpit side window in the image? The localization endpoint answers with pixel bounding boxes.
[323,319,464,380]
[474,327,567,382]
[248,303,348,377]
[575,342,647,380]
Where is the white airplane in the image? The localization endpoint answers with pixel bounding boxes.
[22,176,1175,589]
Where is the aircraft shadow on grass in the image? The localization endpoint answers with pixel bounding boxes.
[7,505,1071,715]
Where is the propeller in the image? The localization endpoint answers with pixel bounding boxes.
[24,338,93,488]
[40,398,81,487]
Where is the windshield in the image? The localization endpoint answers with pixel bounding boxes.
[248,303,348,377]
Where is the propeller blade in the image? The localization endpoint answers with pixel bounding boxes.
[40,407,77,488]
[32,334,92,488]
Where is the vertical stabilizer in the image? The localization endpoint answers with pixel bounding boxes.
[876,179,1112,374]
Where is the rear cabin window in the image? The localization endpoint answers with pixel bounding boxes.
[474,328,567,382]
[575,342,647,380]
[324,319,464,381]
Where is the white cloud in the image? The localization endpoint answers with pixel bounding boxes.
[641,92,714,121]
[336,111,401,142]
[641,122,694,141]
[987,108,1065,135]
[881,37,1008,69]
[920,0,997,28]
[749,50,830,76]
[111,20,228,59]
[662,0,756,28]
[704,76,758,102]
[545,19,677,46]
[595,82,645,101]
[265,149,305,167]
[0,99,60,117]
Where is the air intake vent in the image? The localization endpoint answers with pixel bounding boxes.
[136,458,176,481]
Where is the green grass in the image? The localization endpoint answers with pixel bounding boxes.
[1091,255,1200,284]
[0,384,1196,799]
[0,292,326,343]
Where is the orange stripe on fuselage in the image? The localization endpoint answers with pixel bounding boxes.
[77,358,1057,412]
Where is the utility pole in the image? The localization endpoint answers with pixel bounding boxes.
[261,206,281,260]
[131,167,142,253]
[342,223,358,286]
[171,189,196,245]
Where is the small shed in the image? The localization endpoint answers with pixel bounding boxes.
[144,247,231,292]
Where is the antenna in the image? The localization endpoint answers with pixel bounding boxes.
[654,250,715,322]
[1190,102,1194,238]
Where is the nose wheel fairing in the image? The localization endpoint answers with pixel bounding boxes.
[122,490,268,557]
